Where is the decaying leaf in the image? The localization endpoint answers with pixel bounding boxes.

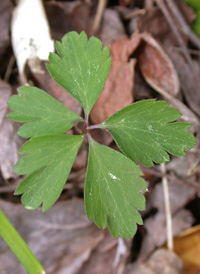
[138,209,194,262]
[100,9,126,46]
[127,248,183,274]
[0,0,13,60]
[173,225,200,274]
[168,49,200,117]
[0,198,104,274]
[0,81,23,179]
[138,33,180,97]
[90,33,141,124]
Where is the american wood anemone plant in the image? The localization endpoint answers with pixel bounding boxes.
[7,31,196,239]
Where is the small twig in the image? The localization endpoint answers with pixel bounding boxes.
[0,185,16,193]
[155,0,193,68]
[125,9,146,20]
[166,0,200,50]
[161,163,173,251]
[171,46,200,56]
[4,55,15,82]
[91,0,107,35]
[87,124,101,130]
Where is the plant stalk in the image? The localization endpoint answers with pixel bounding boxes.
[0,209,45,274]
[161,163,173,251]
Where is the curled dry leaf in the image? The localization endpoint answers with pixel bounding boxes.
[167,49,200,117]
[90,33,141,124]
[0,81,23,179]
[138,33,180,97]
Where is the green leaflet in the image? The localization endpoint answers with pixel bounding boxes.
[7,86,82,138]
[193,10,200,37]
[46,31,111,115]
[85,139,146,238]
[15,135,83,212]
[101,100,196,167]
[185,0,200,10]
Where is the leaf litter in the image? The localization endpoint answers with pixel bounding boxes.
[1,0,200,273]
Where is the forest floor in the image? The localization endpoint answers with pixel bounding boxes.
[0,0,200,273]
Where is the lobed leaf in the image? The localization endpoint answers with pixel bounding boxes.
[85,139,146,238]
[15,135,83,212]
[101,100,196,167]
[7,86,82,138]
[46,31,112,115]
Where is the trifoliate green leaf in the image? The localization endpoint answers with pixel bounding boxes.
[7,86,82,138]
[14,135,83,212]
[46,31,111,115]
[85,139,146,238]
[101,100,196,167]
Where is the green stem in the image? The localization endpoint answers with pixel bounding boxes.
[0,209,45,274]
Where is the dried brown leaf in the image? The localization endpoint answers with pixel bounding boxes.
[100,9,126,46]
[173,225,200,274]
[0,81,23,179]
[168,49,200,117]
[90,34,141,124]
[0,0,13,59]
[138,209,194,262]
[128,248,183,274]
[138,33,180,97]
[0,198,104,274]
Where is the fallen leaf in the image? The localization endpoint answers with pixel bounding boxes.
[90,33,141,124]
[167,49,200,117]
[138,209,194,262]
[90,128,113,146]
[150,180,197,214]
[137,3,195,44]
[80,231,118,274]
[138,33,180,97]
[45,1,91,40]
[80,231,131,274]
[127,248,183,274]
[0,198,104,274]
[0,81,23,179]
[100,8,126,46]
[173,225,200,274]
[0,0,13,59]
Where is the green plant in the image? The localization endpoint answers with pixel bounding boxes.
[7,31,196,238]
[183,0,200,36]
[0,209,45,274]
